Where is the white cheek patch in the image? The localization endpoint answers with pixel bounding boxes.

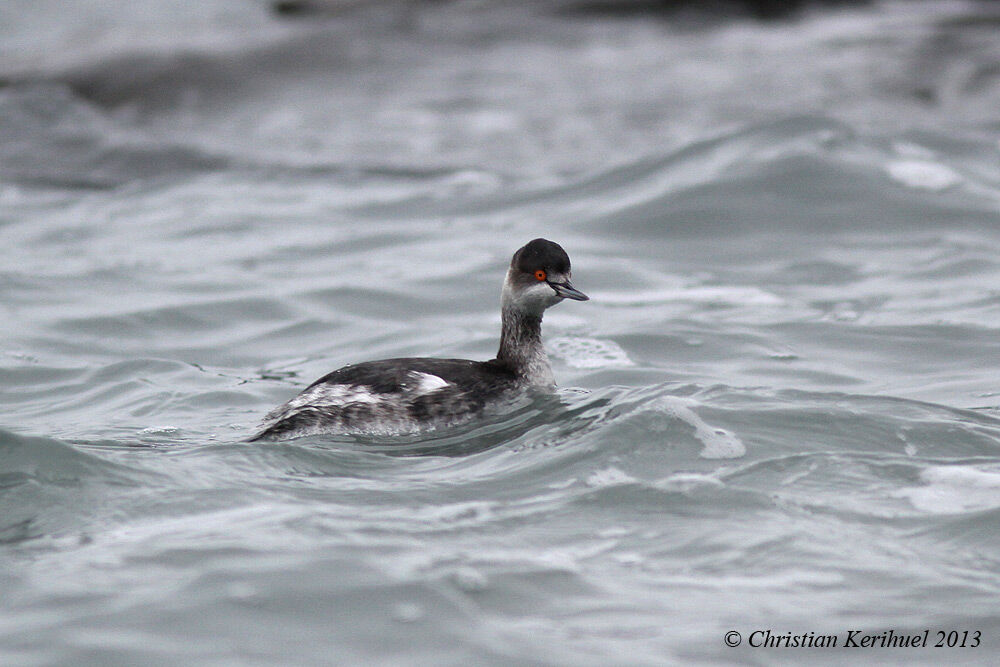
[408,371,451,395]
[522,281,560,310]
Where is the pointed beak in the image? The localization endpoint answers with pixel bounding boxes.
[550,280,589,301]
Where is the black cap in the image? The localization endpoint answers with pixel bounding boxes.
[512,238,571,275]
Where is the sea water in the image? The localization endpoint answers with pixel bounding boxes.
[3,1,1000,664]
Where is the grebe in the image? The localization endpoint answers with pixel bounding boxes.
[250,238,588,440]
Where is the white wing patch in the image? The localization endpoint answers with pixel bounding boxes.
[408,371,450,395]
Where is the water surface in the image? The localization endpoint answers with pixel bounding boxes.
[3,1,1000,663]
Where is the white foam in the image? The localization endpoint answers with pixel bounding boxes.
[657,397,746,459]
[401,501,497,526]
[452,567,489,592]
[139,426,179,435]
[548,337,633,369]
[459,540,620,574]
[893,465,1000,514]
[585,467,637,487]
[655,473,726,492]
[391,602,425,623]
[885,160,962,192]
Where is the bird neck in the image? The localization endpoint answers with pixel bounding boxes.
[497,304,554,386]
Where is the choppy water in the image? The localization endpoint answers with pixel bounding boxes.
[4,1,1000,664]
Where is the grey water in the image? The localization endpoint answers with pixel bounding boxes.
[3,0,1000,664]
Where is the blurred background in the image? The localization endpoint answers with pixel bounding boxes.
[4,0,1000,191]
[3,1,1000,664]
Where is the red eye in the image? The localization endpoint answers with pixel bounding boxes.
[534,270,547,281]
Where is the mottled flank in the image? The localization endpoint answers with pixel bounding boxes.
[251,359,519,439]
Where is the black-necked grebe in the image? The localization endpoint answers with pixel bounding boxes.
[250,238,588,440]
